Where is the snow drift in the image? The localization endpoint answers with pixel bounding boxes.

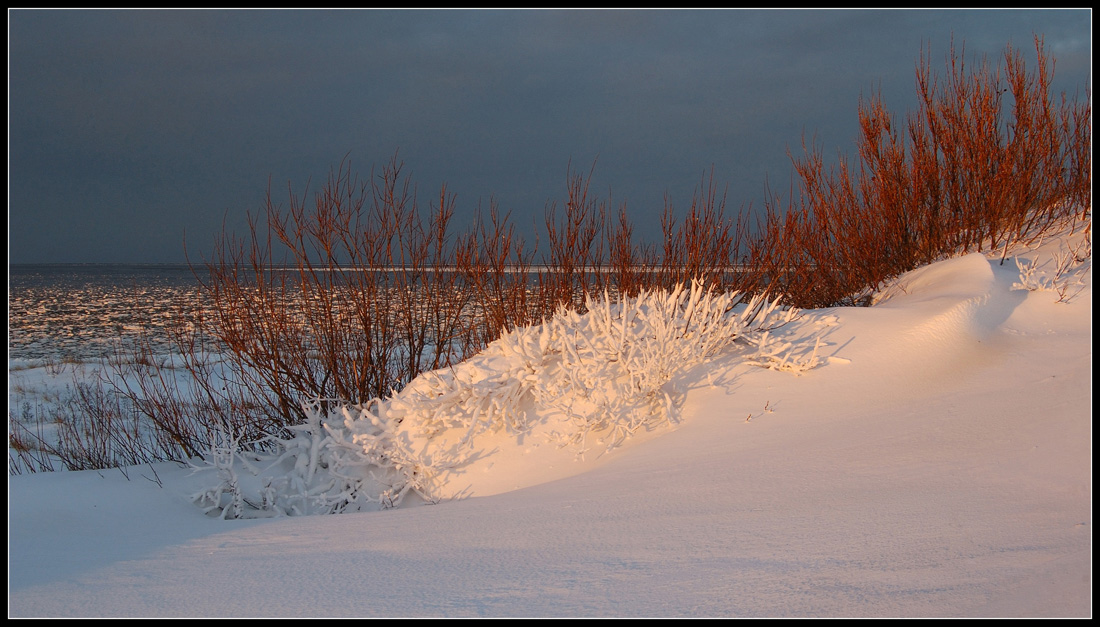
[8,224,1091,618]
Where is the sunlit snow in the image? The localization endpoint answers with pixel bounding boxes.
[7,224,1092,618]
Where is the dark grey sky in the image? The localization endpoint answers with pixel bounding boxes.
[8,8,1092,264]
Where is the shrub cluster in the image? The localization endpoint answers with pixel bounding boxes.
[749,36,1091,307]
[9,37,1091,475]
[192,282,823,517]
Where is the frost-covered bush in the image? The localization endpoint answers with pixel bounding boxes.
[191,281,823,518]
[1011,231,1092,303]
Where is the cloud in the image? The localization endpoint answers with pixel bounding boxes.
[8,9,1092,263]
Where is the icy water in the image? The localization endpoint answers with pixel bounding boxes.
[7,264,482,364]
[7,263,652,365]
[8,264,206,363]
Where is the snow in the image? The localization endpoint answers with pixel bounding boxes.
[7,226,1092,618]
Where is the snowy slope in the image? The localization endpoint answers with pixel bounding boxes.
[8,226,1092,618]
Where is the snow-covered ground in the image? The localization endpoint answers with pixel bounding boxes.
[7,224,1092,618]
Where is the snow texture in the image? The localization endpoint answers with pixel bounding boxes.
[7,225,1092,618]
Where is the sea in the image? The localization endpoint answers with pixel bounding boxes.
[7,263,508,365]
[7,262,731,365]
[8,264,207,363]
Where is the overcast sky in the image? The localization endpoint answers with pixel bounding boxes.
[8,8,1092,264]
